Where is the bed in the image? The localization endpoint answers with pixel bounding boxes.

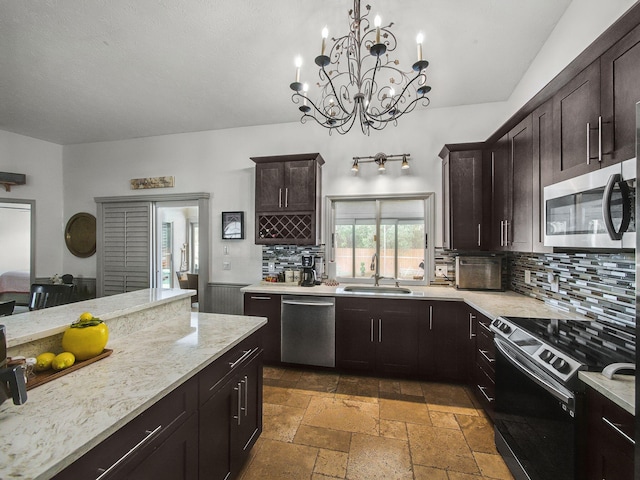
[0,270,30,306]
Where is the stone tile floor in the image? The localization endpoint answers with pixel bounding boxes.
[238,366,514,480]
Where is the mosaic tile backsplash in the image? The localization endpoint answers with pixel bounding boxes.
[262,245,325,280]
[508,251,635,328]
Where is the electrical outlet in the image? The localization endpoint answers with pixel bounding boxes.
[268,262,275,272]
[435,265,447,277]
[524,270,531,285]
[223,261,231,270]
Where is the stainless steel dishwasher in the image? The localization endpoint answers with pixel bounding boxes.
[281,295,335,367]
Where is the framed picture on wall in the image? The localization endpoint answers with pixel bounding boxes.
[222,211,244,240]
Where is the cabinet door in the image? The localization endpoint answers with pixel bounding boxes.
[601,23,640,164]
[490,134,510,250]
[445,150,484,250]
[335,298,376,372]
[125,413,198,480]
[233,350,263,472]
[532,100,554,253]
[255,163,285,212]
[508,115,533,252]
[283,160,316,211]
[244,293,281,364]
[199,376,235,480]
[419,301,469,382]
[552,60,601,182]
[375,300,419,376]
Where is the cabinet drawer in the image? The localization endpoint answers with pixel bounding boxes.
[53,376,197,479]
[199,333,261,405]
[587,386,634,443]
[474,362,495,416]
[476,321,495,356]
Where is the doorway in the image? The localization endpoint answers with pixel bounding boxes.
[0,199,35,306]
[154,201,199,289]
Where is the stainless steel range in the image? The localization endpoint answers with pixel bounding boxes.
[490,316,634,480]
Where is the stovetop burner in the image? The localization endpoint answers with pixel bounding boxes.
[501,316,635,371]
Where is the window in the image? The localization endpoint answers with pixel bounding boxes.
[327,194,434,284]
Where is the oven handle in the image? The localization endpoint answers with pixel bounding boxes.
[494,338,574,407]
[602,173,631,241]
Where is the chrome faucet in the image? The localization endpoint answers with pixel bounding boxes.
[372,273,385,286]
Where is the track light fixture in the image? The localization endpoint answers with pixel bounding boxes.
[351,152,411,174]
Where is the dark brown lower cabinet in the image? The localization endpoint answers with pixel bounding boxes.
[199,348,263,480]
[336,297,419,376]
[244,293,281,364]
[586,386,634,480]
[53,332,263,480]
[471,310,496,419]
[418,301,471,382]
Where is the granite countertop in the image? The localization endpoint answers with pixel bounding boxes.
[579,371,635,415]
[242,283,588,321]
[0,293,266,480]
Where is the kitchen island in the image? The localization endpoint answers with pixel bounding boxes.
[0,289,267,480]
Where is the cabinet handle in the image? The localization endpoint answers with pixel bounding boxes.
[378,319,382,343]
[602,416,635,445]
[504,220,509,246]
[95,424,162,480]
[598,116,603,163]
[500,220,504,246]
[469,313,476,340]
[479,350,495,363]
[285,188,289,208]
[250,296,272,300]
[234,382,242,426]
[229,349,253,370]
[370,319,374,342]
[478,321,492,333]
[477,224,481,247]
[477,385,494,403]
[586,122,591,165]
[242,375,248,417]
[278,188,282,208]
[429,305,433,331]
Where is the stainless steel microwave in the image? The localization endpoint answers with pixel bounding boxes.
[543,158,636,249]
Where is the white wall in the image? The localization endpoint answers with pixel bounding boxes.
[504,0,638,119]
[0,130,64,277]
[63,102,507,284]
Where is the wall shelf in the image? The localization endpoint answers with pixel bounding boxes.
[0,172,26,192]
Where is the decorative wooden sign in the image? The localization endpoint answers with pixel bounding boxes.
[130,176,175,189]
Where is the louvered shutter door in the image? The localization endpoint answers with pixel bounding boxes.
[99,202,152,296]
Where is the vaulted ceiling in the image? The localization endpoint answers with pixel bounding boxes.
[0,0,572,145]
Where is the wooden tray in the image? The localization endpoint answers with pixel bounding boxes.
[26,349,113,390]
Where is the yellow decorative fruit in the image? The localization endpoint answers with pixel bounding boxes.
[51,352,75,371]
[35,352,56,371]
[78,311,94,322]
[62,318,109,361]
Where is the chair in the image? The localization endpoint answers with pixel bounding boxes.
[29,284,74,310]
[61,274,74,284]
[176,271,189,289]
[0,300,15,317]
[187,273,198,303]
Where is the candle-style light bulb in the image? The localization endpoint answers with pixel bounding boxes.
[321,27,329,55]
[302,83,309,106]
[416,33,424,61]
[374,15,381,44]
[294,56,302,83]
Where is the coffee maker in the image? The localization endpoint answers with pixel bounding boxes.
[300,255,317,287]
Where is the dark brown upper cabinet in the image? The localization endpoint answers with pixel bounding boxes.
[251,153,324,245]
[489,116,533,252]
[532,100,554,253]
[439,144,486,251]
[600,22,640,164]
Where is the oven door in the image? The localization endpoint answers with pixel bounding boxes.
[494,338,583,480]
[544,158,636,249]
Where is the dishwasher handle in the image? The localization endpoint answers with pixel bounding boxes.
[282,300,335,307]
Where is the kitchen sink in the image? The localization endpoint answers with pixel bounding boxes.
[340,285,413,295]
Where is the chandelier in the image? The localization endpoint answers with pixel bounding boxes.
[289,0,432,135]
